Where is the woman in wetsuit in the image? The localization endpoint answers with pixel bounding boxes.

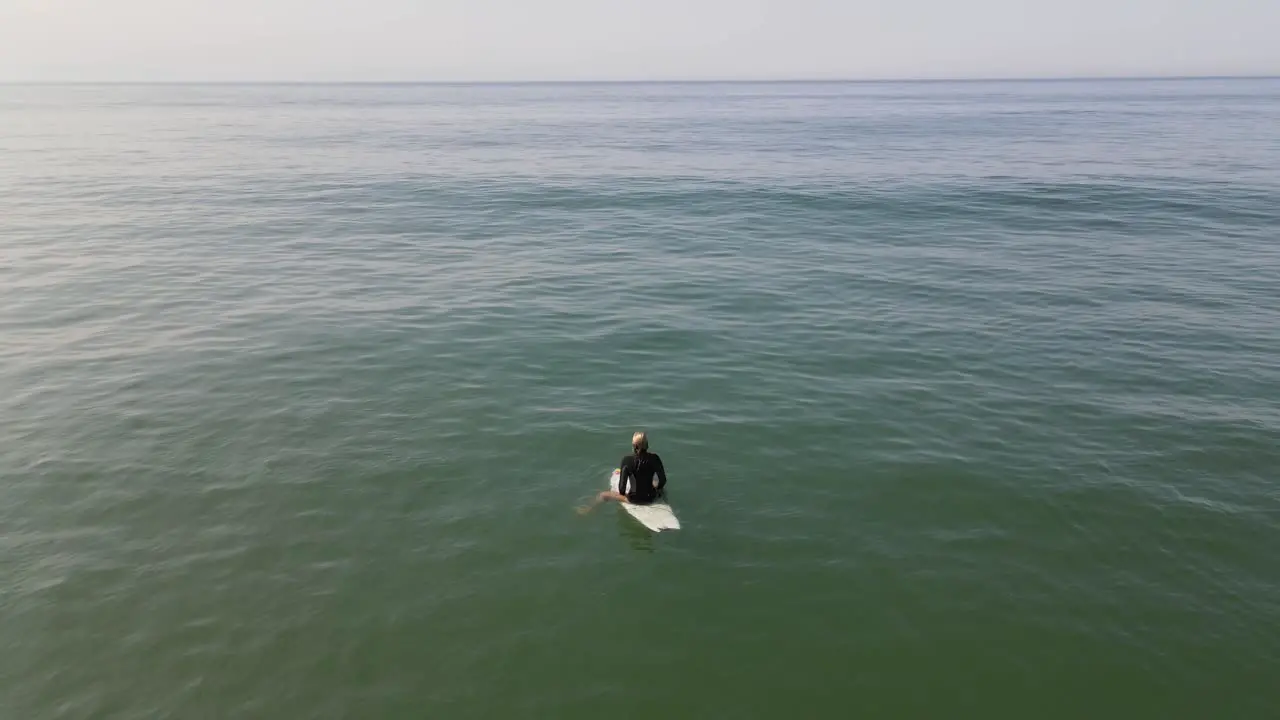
[579,431,667,513]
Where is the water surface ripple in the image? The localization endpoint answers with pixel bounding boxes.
[1,80,1279,718]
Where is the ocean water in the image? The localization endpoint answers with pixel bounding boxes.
[1,79,1279,718]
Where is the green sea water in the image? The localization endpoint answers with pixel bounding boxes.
[2,80,1279,718]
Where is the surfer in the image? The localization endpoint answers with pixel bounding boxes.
[578,431,667,513]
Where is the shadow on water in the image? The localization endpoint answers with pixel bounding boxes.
[615,508,655,553]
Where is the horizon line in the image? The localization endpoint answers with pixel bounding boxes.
[2,74,1277,86]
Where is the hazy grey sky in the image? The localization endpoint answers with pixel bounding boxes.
[1,0,1277,81]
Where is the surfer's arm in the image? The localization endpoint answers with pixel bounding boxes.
[655,455,667,490]
[617,457,631,495]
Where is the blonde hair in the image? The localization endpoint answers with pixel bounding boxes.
[631,431,649,452]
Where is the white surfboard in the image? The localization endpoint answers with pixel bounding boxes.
[610,469,680,532]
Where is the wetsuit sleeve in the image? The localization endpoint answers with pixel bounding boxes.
[655,454,667,491]
[618,456,631,496]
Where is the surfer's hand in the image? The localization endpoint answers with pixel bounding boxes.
[652,479,659,488]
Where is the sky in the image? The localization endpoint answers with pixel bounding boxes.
[1,0,1277,82]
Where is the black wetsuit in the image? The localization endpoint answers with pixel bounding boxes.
[618,451,667,505]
